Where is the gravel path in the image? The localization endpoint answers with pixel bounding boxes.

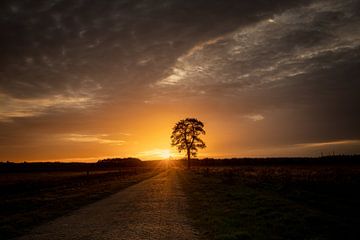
[17,170,199,240]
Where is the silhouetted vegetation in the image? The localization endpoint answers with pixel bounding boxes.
[0,157,147,173]
[176,154,360,168]
[171,118,206,169]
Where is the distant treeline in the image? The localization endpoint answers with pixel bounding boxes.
[1,155,359,173]
[179,154,360,167]
[0,158,160,173]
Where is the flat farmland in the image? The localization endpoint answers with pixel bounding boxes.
[179,164,360,240]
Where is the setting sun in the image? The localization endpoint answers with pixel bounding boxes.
[159,149,172,159]
[136,148,177,160]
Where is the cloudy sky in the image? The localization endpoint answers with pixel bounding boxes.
[1,0,360,161]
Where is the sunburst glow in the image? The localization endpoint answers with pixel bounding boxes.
[159,149,172,159]
[136,148,176,160]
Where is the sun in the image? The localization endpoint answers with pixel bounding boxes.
[159,149,172,159]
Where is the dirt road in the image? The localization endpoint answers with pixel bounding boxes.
[17,170,199,240]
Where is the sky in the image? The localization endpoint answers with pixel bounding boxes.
[1,0,360,162]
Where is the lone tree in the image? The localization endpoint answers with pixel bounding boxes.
[171,118,206,169]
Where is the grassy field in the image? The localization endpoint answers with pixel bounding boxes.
[178,165,360,240]
[0,167,162,239]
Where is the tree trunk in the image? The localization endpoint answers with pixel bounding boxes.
[187,148,191,169]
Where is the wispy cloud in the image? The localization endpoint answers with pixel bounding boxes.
[0,93,97,122]
[245,114,265,122]
[156,0,360,91]
[296,139,360,148]
[0,78,102,121]
[60,134,125,146]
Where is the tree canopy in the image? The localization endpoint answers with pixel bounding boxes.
[171,118,206,168]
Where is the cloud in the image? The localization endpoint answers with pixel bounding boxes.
[60,134,125,146]
[295,139,360,148]
[156,0,360,91]
[0,74,102,121]
[0,0,310,101]
[245,114,264,122]
[0,93,98,122]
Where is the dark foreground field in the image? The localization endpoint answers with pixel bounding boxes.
[2,157,360,240]
[0,167,163,239]
[179,164,360,240]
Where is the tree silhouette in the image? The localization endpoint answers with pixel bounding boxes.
[171,118,206,169]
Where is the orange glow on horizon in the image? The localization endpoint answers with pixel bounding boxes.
[2,102,360,162]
